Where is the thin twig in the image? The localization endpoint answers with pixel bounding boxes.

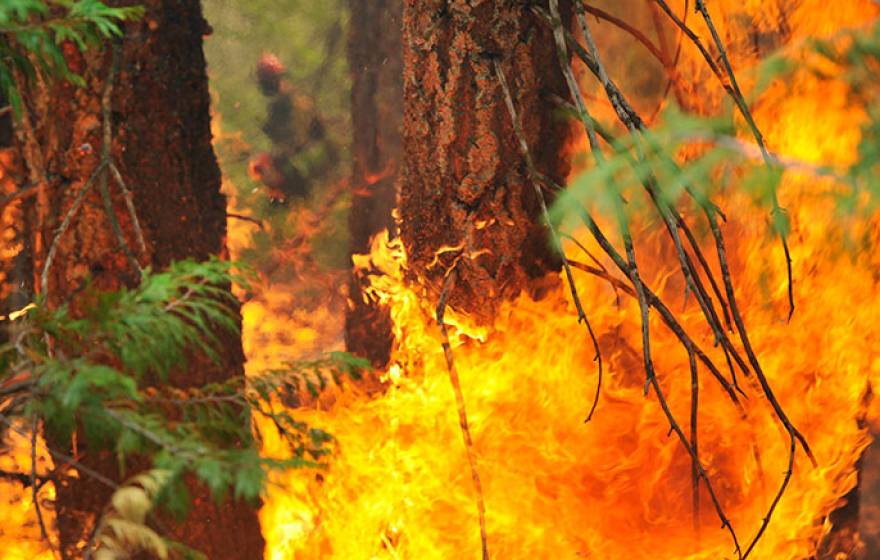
[493,54,603,423]
[742,432,795,559]
[648,372,741,558]
[567,259,634,297]
[40,162,105,295]
[688,349,701,544]
[30,414,52,549]
[654,0,795,320]
[578,3,666,64]
[108,162,147,255]
[226,212,266,230]
[696,0,795,320]
[543,4,742,553]
[98,44,143,279]
[549,0,648,401]
[435,268,489,560]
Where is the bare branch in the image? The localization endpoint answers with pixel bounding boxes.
[493,54,603,423]
[435,267,489,560]
[30,414,52,549]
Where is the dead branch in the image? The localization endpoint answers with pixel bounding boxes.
[654,0,795,320]
[40,162,105,295]
[567,258,634,297]
[493,54,603,422]
[98,44,143,278]
[30,414,51,548]
[538,3,816,554]
[226,212,266,230]
[577,3,666,65]
[435,267,489,560]
[688,349,701,542]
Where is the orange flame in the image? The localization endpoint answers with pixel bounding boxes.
[248,2,880,560]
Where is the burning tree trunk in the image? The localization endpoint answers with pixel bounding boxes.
[12,2,263,558]
[398,0,573,318]
[345,0,402,367]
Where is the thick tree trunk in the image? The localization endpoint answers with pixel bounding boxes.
[399,0,572,319]
[14,1,263,558]
[345,0,402,367]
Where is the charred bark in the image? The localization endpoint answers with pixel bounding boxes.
[13,1,263,558]
[345,0,402,367]
[399,0,573,319]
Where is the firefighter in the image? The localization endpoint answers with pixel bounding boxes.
[248,53,339,205]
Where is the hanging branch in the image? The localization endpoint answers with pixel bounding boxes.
[688,348,701,542]
[647,0,690,119]
[530,2,818,556]
[574,2,736,378]
[578,4,666,64]
[493,55,603,423]
[435,266,489,560]
[574,203,743,559]
[654,0,795,320]
[503,5,745,554]
[535,10,741,397]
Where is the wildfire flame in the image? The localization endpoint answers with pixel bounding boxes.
[249,2,880,560]
[0,1,877,559]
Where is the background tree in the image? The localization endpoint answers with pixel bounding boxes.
[344,0,402,367]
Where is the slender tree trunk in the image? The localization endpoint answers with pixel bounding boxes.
[13,1,263,558]
[345,0,402,367]
[399,0,573,319]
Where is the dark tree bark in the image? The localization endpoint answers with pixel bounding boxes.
[345,0,403,367]
[399,0,573,319]
[13,1,263,558]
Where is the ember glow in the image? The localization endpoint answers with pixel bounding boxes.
[242,2,880,560]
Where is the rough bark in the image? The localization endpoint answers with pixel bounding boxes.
[399,0,572,319]
[13,1,263,558]
[345,0,402,367]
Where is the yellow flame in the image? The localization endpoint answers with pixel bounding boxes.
[248,2,880,559]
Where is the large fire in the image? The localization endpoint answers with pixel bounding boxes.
[1,1,878,559]
[245,2,880,560]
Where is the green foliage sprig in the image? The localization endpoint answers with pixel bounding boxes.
[0,259,370,555]
[0,0,143,116]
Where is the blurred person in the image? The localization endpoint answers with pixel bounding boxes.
[249,52,339,204]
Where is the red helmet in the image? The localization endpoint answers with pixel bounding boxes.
[256,53,286,95]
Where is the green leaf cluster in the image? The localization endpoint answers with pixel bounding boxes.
[0,259,370,551]
[0,0,143,116]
